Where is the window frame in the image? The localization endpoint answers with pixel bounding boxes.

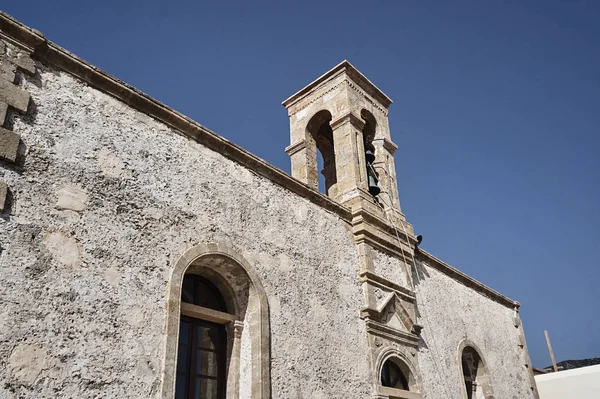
[176,316,227,399]
[175,275,235,399]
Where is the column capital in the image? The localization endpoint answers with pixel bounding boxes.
[330,111,365,130]
[375,137,398,154]
[284,140,306,156]
[232,320,244,338]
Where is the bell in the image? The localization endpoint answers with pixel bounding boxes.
[368,174,380,196]
[365,148,376,163]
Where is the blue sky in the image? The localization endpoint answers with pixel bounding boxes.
[5,1,598,368]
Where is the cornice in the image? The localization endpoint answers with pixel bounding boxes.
[282,60,392,111]
[351,206,417,261]
[285,78,389,118]
[364,320,420,347]
[359,270,416,303]
[416,249,520,309]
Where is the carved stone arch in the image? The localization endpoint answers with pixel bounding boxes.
[161,242,271,399]
[361,109,378,144]
[375,347,421,394]
[457,339,494,399]
[305,109,337,197]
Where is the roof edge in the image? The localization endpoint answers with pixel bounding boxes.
[282,60,393,109]
[0,11,352,223]
[416,248,521,309]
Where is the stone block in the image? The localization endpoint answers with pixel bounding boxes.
[0,61,16,83]
[55,185,88,211]
[0,180,7,211]
[0,102,7,126]
[14,55,35,75]
[0,78,29,113]
[0,126,20,162]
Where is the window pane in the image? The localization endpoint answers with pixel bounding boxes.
[196,279,227,311]
[179,321,191,344]
[197,325,218,350]
[195,350,219,377]
[194,377,218,399]
[175,374,187,399]
[182,275,195,303]
[381,360,409,390]
[177,346,189,373]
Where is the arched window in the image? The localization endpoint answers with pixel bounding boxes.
[176,275,230,399]
[377,354,421,398]
[460,345,494,399]
[162,244,271,399]
[381,359,409,390]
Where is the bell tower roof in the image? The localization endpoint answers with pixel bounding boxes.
[281,60,393,110]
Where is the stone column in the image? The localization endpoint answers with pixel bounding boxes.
[330,111,368,203]
[285,136,318,191]
[226,320,244,399]
[372,137,401,211]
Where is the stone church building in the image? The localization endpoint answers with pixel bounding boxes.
[0,12,538,399]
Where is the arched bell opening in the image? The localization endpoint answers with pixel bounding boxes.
[306,109,337,197]
[361,109,380,196]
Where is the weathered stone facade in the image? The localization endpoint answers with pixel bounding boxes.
[0,12,538,399]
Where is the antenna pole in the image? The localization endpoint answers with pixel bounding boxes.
[544,330,558,372]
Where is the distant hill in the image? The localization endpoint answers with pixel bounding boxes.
[545,358,600,371]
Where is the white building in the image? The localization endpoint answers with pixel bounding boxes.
[535,365,600,399]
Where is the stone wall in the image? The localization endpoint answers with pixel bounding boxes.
[414,256,537,398]
[0,47,371,398]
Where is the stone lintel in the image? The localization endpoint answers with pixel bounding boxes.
[0,180,7,210]
[282,60,393,110]
[359,271,416,303]
[0,126,20,162]
[365,319,420,347]
[0,77,29,113]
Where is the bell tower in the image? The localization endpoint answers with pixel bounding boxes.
[283,62,424,399]
[282,60,403,216]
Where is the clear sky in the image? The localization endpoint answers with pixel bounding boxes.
[5,1,598,368]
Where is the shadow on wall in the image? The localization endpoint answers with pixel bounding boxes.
[411,256,431,352]
[411,256,430,290]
